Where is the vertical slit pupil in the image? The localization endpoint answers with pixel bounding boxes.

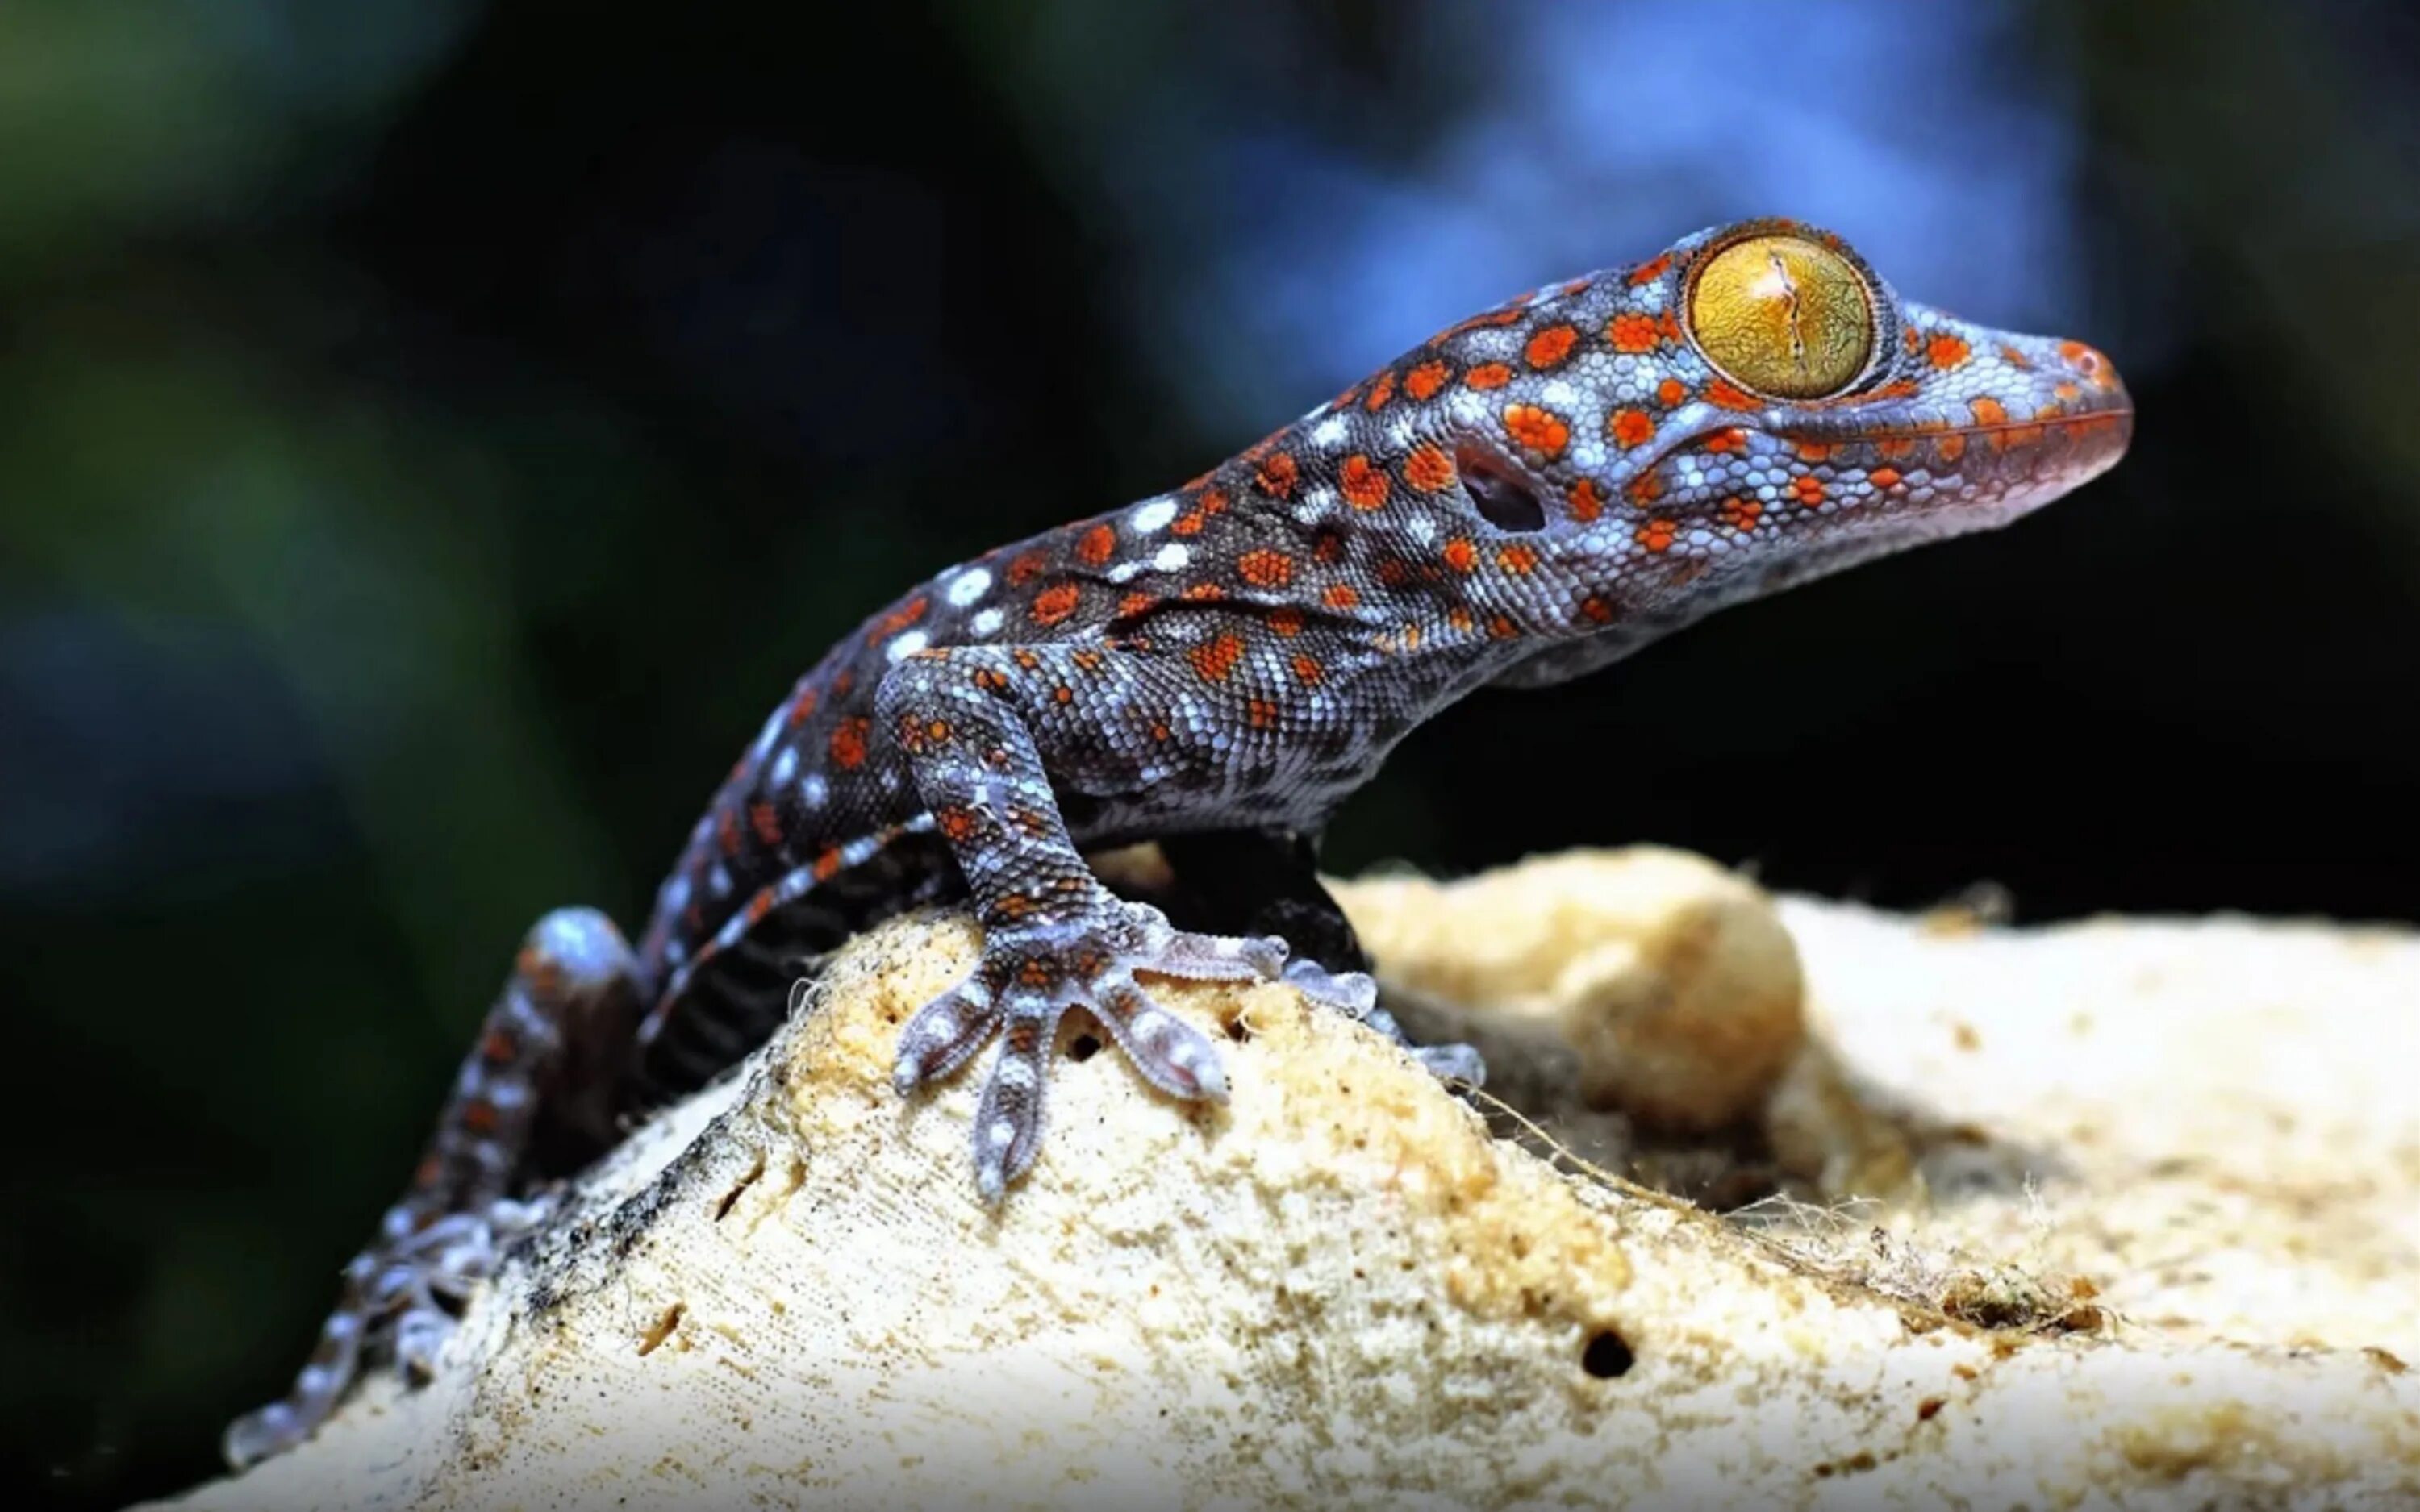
[1455,444,1546,531]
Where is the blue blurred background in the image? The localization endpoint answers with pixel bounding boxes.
[6,1,2418,1502]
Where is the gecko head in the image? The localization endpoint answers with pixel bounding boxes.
[1373,217,2132,618]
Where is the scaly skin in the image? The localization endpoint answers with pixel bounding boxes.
[225,218,2130,1465]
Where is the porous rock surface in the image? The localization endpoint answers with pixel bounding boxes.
[156,848,2420,1510]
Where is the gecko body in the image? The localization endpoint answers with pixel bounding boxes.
[227,219,2130,1464]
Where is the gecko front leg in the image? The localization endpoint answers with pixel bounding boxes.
[875,644,1368,1202]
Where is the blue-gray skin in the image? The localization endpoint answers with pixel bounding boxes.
[225,218,2131,1466]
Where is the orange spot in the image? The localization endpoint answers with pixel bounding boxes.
[1969,397,2008,426]
[1700,427,1746,454]
[1266,606,1304,637]
[744,889,775,925]
[1937,434,1968,464]
[1446,606,1475,633]
[1463,362,1513,391]
[813,848,843,881]
[1291,654,1324,685]
[1635,519,1678,553]
[1031,583,1081,625]
[748,802,782,847]
[1074,523,1116,565]
[1006,551,1048,587]
[1795,440,1834,463]
[937,807,977,843]
[2053,381,2083,403]
[1188,632,1245,683]
[1655,377,1688,407]
[877,595,928,637]
[1496,544,1538,575]
[1525,323,1579,369]
[1610,408,1655,448]
[1404,360,1450,400]
[1502,402,1571,460]
[1567,478,1606,522]
[1363,369,1398,411]
[1704,380,1763,412]
[481,1029,518,1064]
[1254,451,1299,498]
[2000,344,2033,369]
[1627,252,1672,286]
[1875,377,1921,399]
[1322,583,1361,610]
[1442,538,1477,573]
[1926,332,1971,369]
[1627,470,1664,503]
[1581,595,1614,624]
[1657,309,1684,344]
[461,1099,498,1135]
[716,808,741,857]
[1236,549,1294,588]
[1487,614,1519,640]
[1311,528,1346,564]
[1876,437,1917,461]
[784,685,820,727]
[1246,698,1279,730]
[828,717,870,770]
[1404,444,1456,492]
[1182,582,1225,602]
[1608,312,1660,352]
[1720,496,1763,531]
[1341,454,1391,510]
[1868,467,1902,489]
[1116,590,1155,619]
[1791,476,1826,508]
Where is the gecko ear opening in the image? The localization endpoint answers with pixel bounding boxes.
[1454,444,1546,532]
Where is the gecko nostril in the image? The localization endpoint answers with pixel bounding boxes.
[1454,443,1546,532]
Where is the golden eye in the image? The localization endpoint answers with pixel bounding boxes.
[1685,235,1876,400]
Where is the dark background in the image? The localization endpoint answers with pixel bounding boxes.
[5,1,2416,1505]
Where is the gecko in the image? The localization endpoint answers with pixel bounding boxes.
[223,218,2131,1466]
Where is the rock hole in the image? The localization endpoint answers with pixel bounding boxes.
[714,1153,766,1222]
[1581,1327,1634,1379]
[1068,1032,1102,1062]
[638,1302,686,1356]
[1456,443,1546,531]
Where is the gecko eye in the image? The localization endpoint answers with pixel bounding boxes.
[1684,234,1876,400]
[1454,443,1546,531]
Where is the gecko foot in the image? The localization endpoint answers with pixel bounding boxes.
[222,1195,551,1468]
[894,897,1334,1202]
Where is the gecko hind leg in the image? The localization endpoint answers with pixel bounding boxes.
[222,907,644,1469]
[1152,828,1487,1089]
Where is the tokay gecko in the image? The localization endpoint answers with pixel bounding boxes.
[226,219,2131,1465]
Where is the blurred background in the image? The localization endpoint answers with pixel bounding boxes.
[5,0,2417,1503]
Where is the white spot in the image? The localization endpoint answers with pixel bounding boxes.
[1131,498,1178,533]
[661,874,691,914]
[887,629,930,664]
[1311,415,1348,450]
[1154,543,1191,572]
[708,864,732,897]
[1541,378,1579,408]
[749,706,784,761]
[799,773,829,808]
[985,1118,1020,1155]
[1404,514,1437,545]
[1107,560,1141,584]
[971,607,1004,637]
[946,568,992,607]
[769,747,797,788]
